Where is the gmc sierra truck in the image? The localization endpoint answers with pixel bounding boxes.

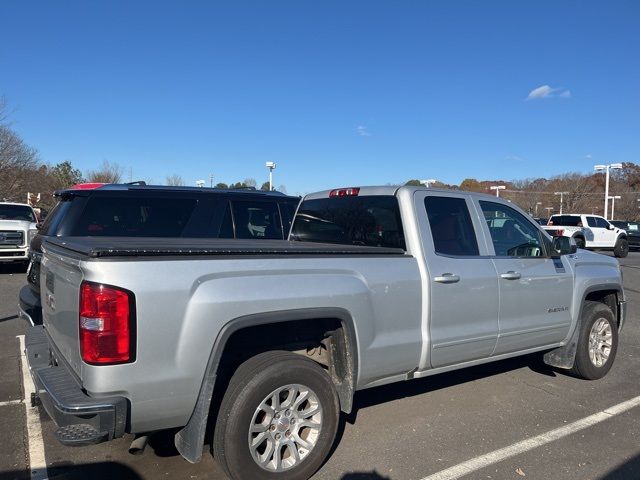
[26,186,626,480]
[543,213,629,258]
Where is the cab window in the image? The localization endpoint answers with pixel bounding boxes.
[480,201,544,257]
[424,196,479,256]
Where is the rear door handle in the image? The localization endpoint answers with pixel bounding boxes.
[434,273,460,284]
[500,271,521,280]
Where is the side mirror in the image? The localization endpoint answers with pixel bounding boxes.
[608,224,615,230]
[552,236,577,257]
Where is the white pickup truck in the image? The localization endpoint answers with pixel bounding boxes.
[543,214,629,258]
[0,202,38,265]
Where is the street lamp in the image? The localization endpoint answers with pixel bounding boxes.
[594,163,623,219]
[490,185,506,197]
[545,207,554,216]
[421,179,437,188]
[609,195,621,220]
[195,180,205,188]
[210,173,214,188]
[554,191,569,215]
[265,161,277,191]
[535,201,542,216]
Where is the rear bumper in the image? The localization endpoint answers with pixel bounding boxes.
[19,284,42,325]
[25,326,128,446]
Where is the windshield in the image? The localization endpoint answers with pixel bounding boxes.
[0,204,36,222]
[291,195,406,249]
[549,215,582,227]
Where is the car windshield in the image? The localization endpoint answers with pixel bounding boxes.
[0,204,36,222]
[549,215,582,226]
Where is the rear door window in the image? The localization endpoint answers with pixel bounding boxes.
[70,196,198,236]
[425,196,479,256]
[291,196,405,249]
[586,216,598,228]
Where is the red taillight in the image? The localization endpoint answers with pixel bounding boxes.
[329,187,360,197]
[557,229,564,236]
[80,282,134,365]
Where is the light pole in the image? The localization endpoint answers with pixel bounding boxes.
[594,163,622,219]
[421,179,437,188]
[545,207,554,217]
[609,195,621,220]
[265,161,277,191]
[210,173,214,188]
[554,191,569,215]
[490,185,506,197]
[535,201,542,216]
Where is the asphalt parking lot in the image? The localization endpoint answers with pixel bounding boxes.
[1,253,639,480]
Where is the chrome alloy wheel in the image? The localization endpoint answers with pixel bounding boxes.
[588,318,613,368]
[248,384,322,472]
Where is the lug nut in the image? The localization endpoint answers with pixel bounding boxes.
[275,433,281,440]
[290,418,296,425]
[285,409,291,416]
[285,430,291,437]
[270,425,276,431]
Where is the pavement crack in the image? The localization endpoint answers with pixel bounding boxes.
[521,380,563,400]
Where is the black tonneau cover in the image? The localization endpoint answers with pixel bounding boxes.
[44,237,406,258]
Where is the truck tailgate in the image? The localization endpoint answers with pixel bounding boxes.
[41,245,85,377]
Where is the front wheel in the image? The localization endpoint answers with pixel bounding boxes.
[614,237,629,258]
[570,301,618,380]
[213,351,340,480]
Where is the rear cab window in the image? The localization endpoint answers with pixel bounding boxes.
[424,196,479,256]
[291,195,406,249]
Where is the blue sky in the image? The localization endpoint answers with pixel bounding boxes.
[1,1,638,195]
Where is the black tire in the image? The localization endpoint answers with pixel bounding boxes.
[570,301,618,380]
[213,351,340,480]
[614,237,629,258]
[574,236,586,249]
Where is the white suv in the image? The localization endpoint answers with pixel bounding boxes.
[0,202,38,265]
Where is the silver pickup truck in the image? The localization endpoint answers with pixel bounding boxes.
[26,186,626,480]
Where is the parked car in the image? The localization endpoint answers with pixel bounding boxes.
[543,213,628,257]
[26,186,625,480]
[610,220,640,250]
[0,202,38,266]
[18,184,299,325]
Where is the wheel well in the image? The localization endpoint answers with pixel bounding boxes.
[585,290,619,327]
[205,317,355,443]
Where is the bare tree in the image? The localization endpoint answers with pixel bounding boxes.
[0,123,40,201]
[166,174,185,186]
[86,160,123,183]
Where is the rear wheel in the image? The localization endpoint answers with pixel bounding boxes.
[213,351,339,480]
[614,237,629,258]
[574,236,586,249]
[570,301,618,380]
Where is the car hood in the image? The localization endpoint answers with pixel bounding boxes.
[567,248,621,270]
[0,219,37,230]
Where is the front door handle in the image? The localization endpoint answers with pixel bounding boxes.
[500,271,521,280]
[434,273,460,284]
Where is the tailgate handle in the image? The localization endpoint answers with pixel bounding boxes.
[500,271,521,280]
[434,273,460,284]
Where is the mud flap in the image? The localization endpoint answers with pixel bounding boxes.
[543,322,580,369]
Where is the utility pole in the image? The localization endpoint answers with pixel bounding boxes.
[554,191,569,215]
[210,173,214,188]
[490,185,506,197]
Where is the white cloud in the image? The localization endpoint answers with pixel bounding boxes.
[526,84,571,100]
[584,154,593,159]
[356,125,372,137]
[505,155,524,162]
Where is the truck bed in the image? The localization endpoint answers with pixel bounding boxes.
[43,237,407,258]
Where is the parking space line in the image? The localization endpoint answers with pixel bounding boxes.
[420,395,640,480]
[0,399,23,407]
[17,335,48,480]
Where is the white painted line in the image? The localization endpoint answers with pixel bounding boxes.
[17,335,48,480]
[421,395,640,480]
[0,399,23,407]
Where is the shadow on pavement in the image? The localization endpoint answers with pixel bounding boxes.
[0,315,18,323]
[0,461,143,480]
[0,263,28,275]
[599,452,640,479]
[341,472,391,479]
